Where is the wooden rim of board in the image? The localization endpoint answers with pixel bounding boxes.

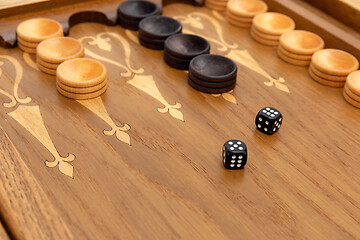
[227,0,268,18]
[250,31,278,46]
[277,48,310,66]
[36,37,84,64]
[311,49,359,76]
[17,18,64,43]
[280,30,324,55]
[345,70,360,96]
[278,45,312,61]
[18,42,37,54]
[343,88,360,108]
[251,26,281,41]
[56,78,107,94]
[56,58,107,88]
[37,58,59,70]
[57,83,107,100]
[309,63,347,81]
[226,15,252,28]
[226,11,254,23]
[253,12,295,35]
[17,37,39,48]
[37,62,57,75]
[308,67,345,87]
[344,84,360,102]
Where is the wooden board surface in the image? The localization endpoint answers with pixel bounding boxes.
[0,221,10,240]
[0,1,360,240]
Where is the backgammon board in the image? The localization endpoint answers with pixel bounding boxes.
[0,0,359,239]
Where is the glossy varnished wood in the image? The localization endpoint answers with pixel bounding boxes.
[0,2,359,240]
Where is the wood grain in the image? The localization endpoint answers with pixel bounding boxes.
[0,221,10,240]
[0,2,359,240]
[0,127,73,239]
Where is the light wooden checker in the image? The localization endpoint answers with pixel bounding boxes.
[277,47,310,66]
[251,26,281,41]
[17,42,36,54]
[309,63,347,81]
[227,0,268,18]
[37,58,58,70]
[251,30,278,46]
[56,83,107,100]
[308,67,345,87]
[344,84,360,102]
[278,44,312,61]
[226,10,253,23]
[345,70,360,96]
[226,15,252,27]
[37,62,56,75]
[56,78,107,94]
[17,37,39,48]
[253,12,295,35]
[280,30,324,55]
[16,18,63,43]
[343,87,360,108]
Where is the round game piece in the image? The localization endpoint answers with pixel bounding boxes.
[250,30,278,46]
[164,54,189,70]
[345,70,360,96]
[139,16,182,40]
[118,1,160,21]
[278,45,312,61]
[56,58,107,88]
[188,72,236,88]
[308,67,345,87]
[139,37,164,50]
[164,34,210,59]
[17,37,39,48]
[17,42,37,54]
[205,1,227,11]
[343,88,360,108]
[206,0,228,8]
[138,33,165,45]
[226,16,252,28]
[226,11,253,23]
[189,54,237,82]
[57,84,107,100]
[57,79,107,94]
[344,84,360,102]
[119,21,139,31]
[188,77,236,94]
[251,27,280,41]
[17,18,64,43]
[164,51,191,65]
[277,48,310,66]
[227,0,268,18]
[309,63,347,82]
[37,62,57,75]
[37,37,84,64]
[280,30,324,55]
[253,12,295,35]
[37,58,59,70]
[311,49,359,76]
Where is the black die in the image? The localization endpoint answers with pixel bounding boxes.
[222,140,247,169]
[255,107,282,135]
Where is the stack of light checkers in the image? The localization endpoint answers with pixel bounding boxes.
[251,12,295,46]
[138,16,182,50]
[36,37,84,75]
[343,71,360,108]
[205,0,228,11]
[226,0,268,28]
[16,18,64,54]
[164,34,210,70]
[118,0,161,30]
[188,54,237,94]
[56,58,107,100]
[278,30,324,66]
[309,49,359,87]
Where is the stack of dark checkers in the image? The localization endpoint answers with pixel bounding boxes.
[226,0,268,28]
[188,54,237,93]
[164,34,210,70]
[138,16,182,50]
[309,49,359,88]
[251,12,295,46]
[16,18,63,54]
[56,58,108,100]
[278,30,324,66]
[36,37,84,75]
[117,0,161,30]
[343,71,360,108]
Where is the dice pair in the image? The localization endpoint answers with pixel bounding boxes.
[223,107,283,170]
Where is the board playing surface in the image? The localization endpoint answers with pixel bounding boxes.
[0,1,359,239]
